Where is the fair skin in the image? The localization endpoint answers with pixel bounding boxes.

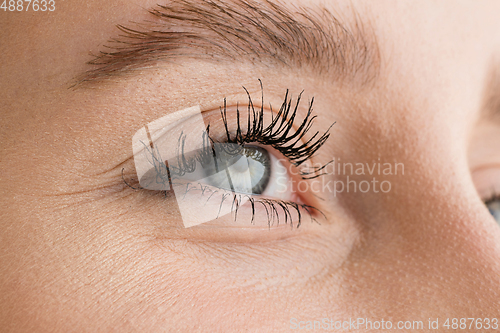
[1,0,500,332]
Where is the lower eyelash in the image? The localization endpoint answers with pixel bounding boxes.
[122,170,324,229]
[172,181,324,228]
[253,198,325,229]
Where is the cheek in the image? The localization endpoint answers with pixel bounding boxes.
[0,188,359,331]
[315,92,500,317]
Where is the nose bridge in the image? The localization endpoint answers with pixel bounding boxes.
[325,89,500,315]
[338,155,500,318]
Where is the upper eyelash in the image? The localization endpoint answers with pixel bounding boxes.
[170,81,334,180]
[219,81,334,168]
[484,192,500,205]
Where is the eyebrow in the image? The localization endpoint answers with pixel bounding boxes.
[74,0,379,86]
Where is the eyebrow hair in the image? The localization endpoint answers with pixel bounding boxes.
[74,0,379,87]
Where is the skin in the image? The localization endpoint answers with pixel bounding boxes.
[1,0,500,332]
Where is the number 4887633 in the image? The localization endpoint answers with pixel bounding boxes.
[1,0,55,11]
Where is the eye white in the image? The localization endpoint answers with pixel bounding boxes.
[258,150,292,201]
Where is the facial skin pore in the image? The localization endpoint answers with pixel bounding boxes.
[1,1,500,332]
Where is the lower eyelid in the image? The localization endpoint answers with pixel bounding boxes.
[122,165,321,231]
[166,178,312,227]
[122,186,321,243]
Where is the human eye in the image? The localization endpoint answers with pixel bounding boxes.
[472,167,500,224]
[485,195,500,222]
[469,121,500,225]
[127,84,332,231]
